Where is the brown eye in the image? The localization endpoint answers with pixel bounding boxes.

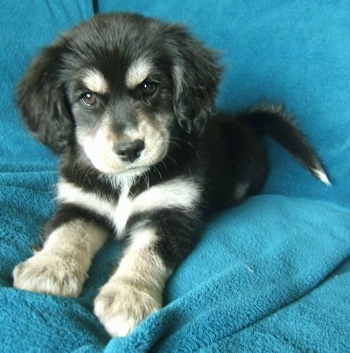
[81,92,97,107]
[140,81,158,97]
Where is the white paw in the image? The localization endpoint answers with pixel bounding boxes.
[13,252,87,297]
[94,279,162,337]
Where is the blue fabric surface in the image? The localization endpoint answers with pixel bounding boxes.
[1,1,349,352]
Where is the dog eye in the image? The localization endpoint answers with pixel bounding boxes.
[140,81,158,97]
[80,92,97,107]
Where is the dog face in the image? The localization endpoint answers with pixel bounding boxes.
[68,60,174,174]
[17,13,221,175]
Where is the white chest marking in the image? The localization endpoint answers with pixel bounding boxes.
[57,177,201,238]
[113,184,133,238]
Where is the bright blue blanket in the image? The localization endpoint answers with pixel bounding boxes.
[1,1,349,352]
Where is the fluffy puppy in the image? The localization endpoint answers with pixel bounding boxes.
[13,13,329,337]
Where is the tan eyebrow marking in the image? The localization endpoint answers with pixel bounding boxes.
[82,69,109,94]
[125,58,152,89]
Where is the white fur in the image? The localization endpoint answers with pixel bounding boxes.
[113,178,135,237]
[125,57,152,88]
[132,177,201,215]
[310,167,331,186]
[57,179,115,220]
[94,227,171,337]
[82,68,109,93]
[13,220,108,296]
[234,182,250,199]
[57,176,201,237]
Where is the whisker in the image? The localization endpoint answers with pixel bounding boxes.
[142,171,150,188]
[168,140,181,150]
[82,165,94,187]
[170,137,200,158]
[161,160,169,172]
[154,166,163,180]
[166,154,180,168]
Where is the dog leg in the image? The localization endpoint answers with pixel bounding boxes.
[13,218,108,297]
[94,206,201,337]
[94,227,171,337]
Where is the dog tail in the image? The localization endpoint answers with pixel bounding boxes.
[239,105,330,186]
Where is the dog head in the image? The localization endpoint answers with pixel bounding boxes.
[17,13,221,175]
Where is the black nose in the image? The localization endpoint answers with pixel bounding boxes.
[115,139,145,163]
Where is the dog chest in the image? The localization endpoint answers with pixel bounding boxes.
[56,176,202,239]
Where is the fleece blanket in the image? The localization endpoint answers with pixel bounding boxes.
[1,1,349,352]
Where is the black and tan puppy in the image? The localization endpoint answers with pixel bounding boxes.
[13,13,329,337]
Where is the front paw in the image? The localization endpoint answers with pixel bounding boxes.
[13,252,86,297]
[94,279,162,337]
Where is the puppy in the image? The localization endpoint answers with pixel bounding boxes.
[13,13,329,337]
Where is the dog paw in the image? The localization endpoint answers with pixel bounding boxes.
[94,279,162,337]
[13,252,86,297]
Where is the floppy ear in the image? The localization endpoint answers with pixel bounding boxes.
[170,27,222,136]
[17,44,73,153]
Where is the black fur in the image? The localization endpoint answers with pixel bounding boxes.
[15,13,328,335]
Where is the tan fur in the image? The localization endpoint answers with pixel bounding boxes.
[13,220,108,296]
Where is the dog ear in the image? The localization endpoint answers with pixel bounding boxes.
[17,43,73,153]
[170,27,222,136]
